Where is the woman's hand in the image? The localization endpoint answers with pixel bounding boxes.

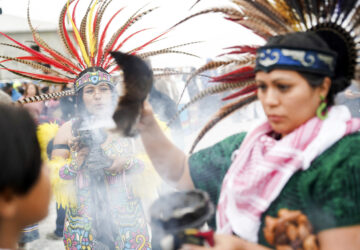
[68,136,89,168]
[137,101,157,133]
[181,234,270,250]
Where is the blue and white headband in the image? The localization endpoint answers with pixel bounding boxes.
[255,46,337,76]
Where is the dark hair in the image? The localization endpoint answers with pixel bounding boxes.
[0,104,42,195]
[24,83,40,96]
[264,32,350,106]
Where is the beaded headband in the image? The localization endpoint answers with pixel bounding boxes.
[255,47,337,76]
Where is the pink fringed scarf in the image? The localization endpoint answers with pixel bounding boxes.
[216,105,360,242]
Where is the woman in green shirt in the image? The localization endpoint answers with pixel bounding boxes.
[139,31,360,250]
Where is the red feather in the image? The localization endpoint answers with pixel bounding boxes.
[72,0,80,38]
[109,65,120,74]
[104,28,151,69]
[32,35,82,72]
[114,28,151,51]
[96,8,124,66]
[129,29,170,55]
[102,14,139,65]
[222,83,257,100]
[0,68,73,83]
[63,0,86,68]
[211,66,255,83]
[0,32,78,74]
[211,72,255,83]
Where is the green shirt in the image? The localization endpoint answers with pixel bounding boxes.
[189,132,360,246]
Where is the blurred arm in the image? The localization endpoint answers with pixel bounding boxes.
[139,102,195,190]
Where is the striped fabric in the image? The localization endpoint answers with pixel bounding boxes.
[216,105,360,242]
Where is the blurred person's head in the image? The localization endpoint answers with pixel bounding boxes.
[0,104,51,249]
[2,83,13,96]
[0,90,12,105]
[24,83,40,97]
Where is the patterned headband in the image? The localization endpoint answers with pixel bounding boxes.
[75,71,115,92]
[255,47,337,76]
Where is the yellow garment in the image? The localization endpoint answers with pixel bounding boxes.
[37,122,76,208]
[129,117,170,202]
[131,153,162,202]
[48,157,77,208]
[36,122,59,161]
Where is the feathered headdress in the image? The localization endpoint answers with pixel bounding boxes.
[176,0,360,153]
[0,0,199,104]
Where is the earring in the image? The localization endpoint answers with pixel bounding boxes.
[316,95,328,120]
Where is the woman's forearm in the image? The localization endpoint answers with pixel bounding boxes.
[140,113,187,186]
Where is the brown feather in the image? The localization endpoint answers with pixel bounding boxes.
[0,56,71,77]
[137,50,200,59]
[27,3,77,71]
[189,93,258,153]
[233,0,289,32]
[16,90,75,104]
[0,63,65,84]
[58,0,77,59]
[79,0,94,58]
[171,8,244,29]
[101,7,156,66]
[176,58,253,105]
[0,43,27,52]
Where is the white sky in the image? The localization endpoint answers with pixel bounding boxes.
[1,0,264,67]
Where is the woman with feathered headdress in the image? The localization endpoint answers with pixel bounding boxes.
[0,0,206,249]
[138,1,360,249]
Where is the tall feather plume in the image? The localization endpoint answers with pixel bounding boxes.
[102,7,158,67]
[58,0,80,62]
[176,60,243,105]
[92,0,113,62]
[102,6,148,55]
[95,7,125,66]
[27,1,82,73]
[79,0,94,60]
[66,0,91,67]
[87,0,98,61]
[189,93,258,154]
[0,56,71,78]
[0,32,78,75]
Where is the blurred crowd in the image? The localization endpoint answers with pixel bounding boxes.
[0,81,75,125]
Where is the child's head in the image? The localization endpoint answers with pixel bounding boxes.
[0,104,51,232]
